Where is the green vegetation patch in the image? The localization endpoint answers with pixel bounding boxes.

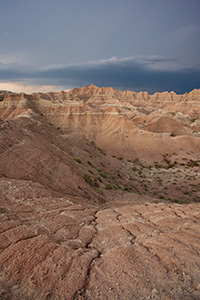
[74,157,82,164]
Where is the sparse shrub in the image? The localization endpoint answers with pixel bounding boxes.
[87,160,93,166]
[105,184,112,190]
[97,169,107,178]
[170,198,189,204]
[74,157,82,164]
[117,172,122,178]
[194,197,200,202]
[98,189,104,195]
[164,158,171,165]
[152,200,159,204]
[187,160,199,167]
[97,147,106,155]
[124,186,132,192]
[157,178,163,183]
[97,176,102,183]
[83,174,93,185]
[93,178,99,187]
[83,173,99,187]
[171,198,180,203]
[113,185,120,190]
[183,190,189,195]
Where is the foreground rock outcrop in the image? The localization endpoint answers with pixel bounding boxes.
[0,179,200,299]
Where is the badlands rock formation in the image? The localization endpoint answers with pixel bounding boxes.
[0,85,200,299]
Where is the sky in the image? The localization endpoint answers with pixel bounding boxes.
[0,0,200,94]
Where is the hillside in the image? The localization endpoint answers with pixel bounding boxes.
[1,85,200,202]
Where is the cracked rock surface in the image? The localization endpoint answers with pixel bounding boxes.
[0,182,200,300]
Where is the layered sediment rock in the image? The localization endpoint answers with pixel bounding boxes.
[0,86,200,162]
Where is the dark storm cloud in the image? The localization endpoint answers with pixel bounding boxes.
[0,1,200,93]
[0,57,200,94]
[0,62,33,80]
[37,57,200,94]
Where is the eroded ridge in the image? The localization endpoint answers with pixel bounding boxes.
[0,185,200,300]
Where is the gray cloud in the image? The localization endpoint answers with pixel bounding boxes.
[0,57,200,94]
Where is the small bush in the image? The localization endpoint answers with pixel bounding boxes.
[124,186,132,192]
[187,160,199,167]
[170,198,188,204]
[117,172,122,178]
[97,169,107,178]
[83,174,93,185]
[105,184,112,190]
[83,174,99,187]
[93,178,99,187]
[74,157,82,164]
[152,200,159,204]
[98,189,104,195]
[97,176,102,183]
[87,160,93,166]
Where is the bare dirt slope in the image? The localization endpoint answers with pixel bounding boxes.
[0,86,200,299]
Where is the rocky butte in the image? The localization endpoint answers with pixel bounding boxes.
[0,85,200,299]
